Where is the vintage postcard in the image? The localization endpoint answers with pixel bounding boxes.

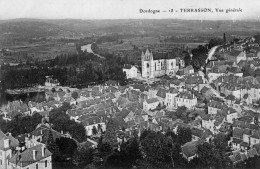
[0,0,260,169]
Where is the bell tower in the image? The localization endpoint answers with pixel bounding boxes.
[141,48,152,79]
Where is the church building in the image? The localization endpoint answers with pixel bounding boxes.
[141,49,183,79]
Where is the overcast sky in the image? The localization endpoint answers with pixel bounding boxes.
[0,0,259,20]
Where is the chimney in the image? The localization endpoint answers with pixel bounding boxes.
[33,150,36,160]
[4,139,10,149]
[42,146,45,157]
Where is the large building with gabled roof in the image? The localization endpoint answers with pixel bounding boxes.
[141,48,184,79]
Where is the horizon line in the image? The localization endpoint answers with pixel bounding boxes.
[1,17,260,22]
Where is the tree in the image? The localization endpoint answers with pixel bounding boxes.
[92,126,98,135]
[177,127,192,145]
[3,113,42,137]
[140,131,182,169]
[175,106,187,119]
[56,137,78,160]
[103,119,118,148]
[99,141,113,158]
[183,51,191,67]
[72,146,94,167]
[124,136,142,167]
[46,129,60,161]
[208,38,224,49]
[68,122,86,143]
[197,142,216,168]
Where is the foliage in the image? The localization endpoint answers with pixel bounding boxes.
[1,46,128,90]
[92,126,98,135]
[72,145,94,167]
[0,113,42,137]
[49,102,86,142]
[208,38,224,49]
[46,129,61,161]
[177,126,192,145]
[56,137,78,160]
[254,32,260,44]
[103,119,118,148]
[189,133,232,169]
[103,135,142,169]
[166,106,190,123]
[140,130,184,169]
[191,45,208,70]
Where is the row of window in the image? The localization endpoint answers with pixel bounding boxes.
[176,98,193,103]
[8,160,49,169]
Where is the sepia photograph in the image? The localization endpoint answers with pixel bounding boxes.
[0,0,260,168]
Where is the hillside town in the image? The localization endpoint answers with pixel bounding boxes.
[1,34,260,169]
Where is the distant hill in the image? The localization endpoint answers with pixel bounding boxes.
[0,19,260,47]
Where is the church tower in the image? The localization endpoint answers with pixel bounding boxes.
[141,48,153,79]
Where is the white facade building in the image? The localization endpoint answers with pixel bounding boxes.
[143,98,160,111]
[174,92,197,109]
[165,88,178,110]
[123,65,139,79]
[45,76,60,87]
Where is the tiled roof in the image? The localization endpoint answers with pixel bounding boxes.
[243,128,251,135]
[9,144,52,167]
[123,64,132,69]
[176,91,195,100]
[145,98,159,104]
[247,148,258,158]
[225,94,236,101]
[191,128,203,138]
[185,76,203,85]
[200,86,210,94]
[170,79,182,86]
[0,131,19,151]
[181,140,199,158]
[167,87,178,94]
[82,116,102,126]
[229,152,242,164]
[253,143,260,155]
[233,127,244,138]
[229,49,243,57]
[251,131,260,139]
[30,124,63,144]
[156,88,167,98]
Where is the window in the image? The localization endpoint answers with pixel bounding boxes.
[147,63,149,68]
[155,63,156,70]
[0,159,2,165]
[45,160,48,167]
[36,163,38,169]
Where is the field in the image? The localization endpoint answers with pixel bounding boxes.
[97,36,206,59]
[1,42,77,63]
